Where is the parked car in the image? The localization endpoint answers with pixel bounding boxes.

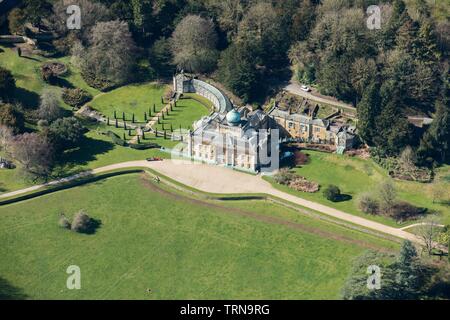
[0,158,15,169]
[300,85,311,92]
[146,157,163,162]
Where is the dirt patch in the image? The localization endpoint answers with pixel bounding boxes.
[139,174,392,252]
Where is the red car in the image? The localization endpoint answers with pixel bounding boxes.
[146,157,163,162]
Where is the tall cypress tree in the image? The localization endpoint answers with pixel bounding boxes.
[374,90,412,156]
[383,0,409,49]
[357,82,381,145]
[417,100,450,164]
[394,241,421,299]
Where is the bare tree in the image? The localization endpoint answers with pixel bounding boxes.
[171,15,218,73]
[84,20,137,86]
[38,89,62,122]
[50,0,111,43]
[207,0,245,39]
[427,180,446,204]
[399,146,416,171]
[416,216,441,255]
[0,124,13,155]
[10,133,54,180]
[377,180,397,214]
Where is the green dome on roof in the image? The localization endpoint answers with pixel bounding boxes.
[226,109,241,126]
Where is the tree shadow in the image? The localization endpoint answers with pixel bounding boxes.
[335,194,353,202]
[79,218,102,235]
[54,77,74,89]
[19,55,41,62]
[13,87,40,109]
[57,136,114,169]
[427,281,450,299]
[0,277,28,300]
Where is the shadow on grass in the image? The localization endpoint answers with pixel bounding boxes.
[335,194,353,202]
[20,55,41,62]
[55,136,114,174]
[0,277,28,300]
[78,218,102,235]
[14,87,40,109]
[54,77,74,89]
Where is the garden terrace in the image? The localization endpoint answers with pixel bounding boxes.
[192,79,233,114]
[174,74,233,114]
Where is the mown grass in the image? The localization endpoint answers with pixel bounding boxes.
[0,46,180,192]
[0,173,397,299]
[89,83,167,123]
[0,46,99,109]
[153,98,210,132]
[268,151,450,226]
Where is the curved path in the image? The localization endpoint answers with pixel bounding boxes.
[284,81,356,112]
[0,159,424,245]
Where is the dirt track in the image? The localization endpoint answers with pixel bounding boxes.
[0,159,424,246]
[139,174,393,252]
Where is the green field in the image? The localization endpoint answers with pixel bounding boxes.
[0,173,397,299]
[0,46,100,109]
[153,98,211,132]
[89,83,167,123]
[268,151,450,226]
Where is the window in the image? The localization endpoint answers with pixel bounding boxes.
[288,122,294,129]
[315,127,321,133]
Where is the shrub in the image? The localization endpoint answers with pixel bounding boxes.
[129,142,160,150]
[377,180,397,215]
[81,70,115,92]
[62,88,92,108]
[274,168,319,192]
[58,214,71,229]
[41,66,57,84]
[294,151,309,166]
[41,62,67,85]
[289,177,320,193]
[37,89,63,122]
[358,193,379,214]
[0,103,24,133]
[436,226,449,246]
[37,119,49,129]
[106,131,127,146]
[273,168,297,185]
[71,210,92,233]
[323,185,341,202]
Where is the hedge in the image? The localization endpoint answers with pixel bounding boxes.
[129,142,160,150]
[106,131,127,146]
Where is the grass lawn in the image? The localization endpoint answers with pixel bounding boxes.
[0,46,47,108]
[0,46,99,109]
[53,122,178,177]
[153,98,210,132]
[267,151,450,226]
[89,83,167,122]
[0,46,182,193]
[0,173,397,299]
[0,150,31,193]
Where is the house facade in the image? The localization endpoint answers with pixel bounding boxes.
[173,73,278,172]
[268,105,355,150]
